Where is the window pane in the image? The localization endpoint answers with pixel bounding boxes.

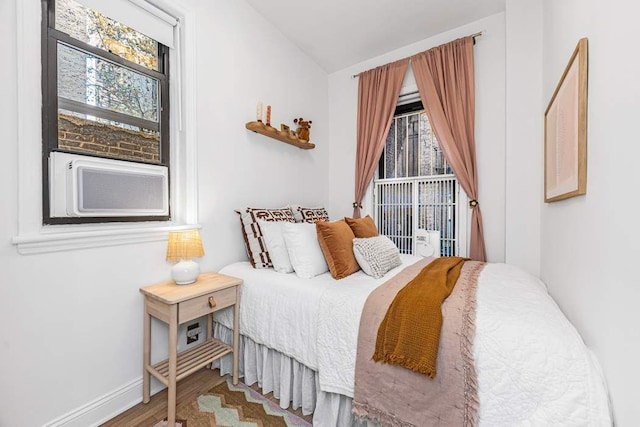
[58,43,159,123]
[55,0,159,70]
[396,116,407,178]
[419,112,432,176]
[58,109,161,164]
[384,120,396,178]
[407,113,419,177]
[434,141,447,175]
[378,106,453,184]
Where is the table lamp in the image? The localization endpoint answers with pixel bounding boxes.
[166,229,205,284]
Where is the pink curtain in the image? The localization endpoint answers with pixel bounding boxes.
[353,59,409,218]
[411,37,486,261]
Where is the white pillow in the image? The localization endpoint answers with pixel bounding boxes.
[352,235,401,279]
[281,222,329,279]
[259,220,293,273]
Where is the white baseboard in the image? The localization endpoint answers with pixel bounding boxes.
[44,377,165,427]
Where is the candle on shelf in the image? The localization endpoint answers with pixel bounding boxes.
[266,105,272,126]
[257,102,263,122]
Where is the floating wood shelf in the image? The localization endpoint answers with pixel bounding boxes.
[245,121,315,150]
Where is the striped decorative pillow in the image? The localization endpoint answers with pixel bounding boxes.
[237,207,296,268]
[296,206,330,223]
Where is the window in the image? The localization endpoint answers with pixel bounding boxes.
[374,101,465,256]
[42,0,170,224]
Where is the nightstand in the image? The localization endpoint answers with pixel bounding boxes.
[140,272,242,426]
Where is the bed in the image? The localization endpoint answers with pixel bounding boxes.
[211,254,611,426]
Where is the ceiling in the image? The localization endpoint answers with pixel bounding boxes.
[244,0,505,73]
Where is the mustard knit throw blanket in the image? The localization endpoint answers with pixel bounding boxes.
[373,256,466,377]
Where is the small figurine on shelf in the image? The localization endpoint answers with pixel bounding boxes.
[293,117,312,142]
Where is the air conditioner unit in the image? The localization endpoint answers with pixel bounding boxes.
[415,229,441,258]
[49,152,169,218]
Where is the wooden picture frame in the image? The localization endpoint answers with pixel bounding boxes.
[544,38,588,202]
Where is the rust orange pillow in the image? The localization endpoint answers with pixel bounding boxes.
[316,220,360,280]
[344,215,379,238]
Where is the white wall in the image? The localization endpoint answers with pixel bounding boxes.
[540,0,640,424]
[0,0,328,425]
[189,0,330,272]
[504,0,543,276]
[327,13,506,263]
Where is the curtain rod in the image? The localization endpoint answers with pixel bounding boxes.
[351,31,483,79]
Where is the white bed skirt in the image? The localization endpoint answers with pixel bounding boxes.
[211,323,367,427]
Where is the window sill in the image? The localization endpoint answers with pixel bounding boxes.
[11,223,200,255]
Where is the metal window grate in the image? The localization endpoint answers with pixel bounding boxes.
[374,176,459,256]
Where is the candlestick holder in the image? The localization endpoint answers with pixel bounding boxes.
[256,101,263,123]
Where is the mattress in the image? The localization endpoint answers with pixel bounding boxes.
[215,256,612,425]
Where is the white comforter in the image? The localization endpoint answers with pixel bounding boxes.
[216,256,612,425]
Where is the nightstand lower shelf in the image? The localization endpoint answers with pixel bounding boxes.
[147,339,232,385]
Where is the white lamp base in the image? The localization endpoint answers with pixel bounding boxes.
[172,259,200,285]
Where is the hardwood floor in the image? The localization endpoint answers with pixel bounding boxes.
[101,368,313,426]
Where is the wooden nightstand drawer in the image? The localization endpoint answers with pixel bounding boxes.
[178,286,236,323]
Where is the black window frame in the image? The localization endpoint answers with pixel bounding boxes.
[41,0,170,225]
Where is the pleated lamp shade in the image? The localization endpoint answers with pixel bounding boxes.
[166,229,205,284]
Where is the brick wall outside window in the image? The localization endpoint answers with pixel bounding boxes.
[57,113,160,164]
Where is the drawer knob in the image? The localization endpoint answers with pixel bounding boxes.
[208,296,216,308]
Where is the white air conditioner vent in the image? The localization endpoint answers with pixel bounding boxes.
[50,152,169,218]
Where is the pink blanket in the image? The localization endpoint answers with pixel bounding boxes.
[352,258,485,426]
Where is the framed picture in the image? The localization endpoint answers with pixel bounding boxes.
[544,38,588,202]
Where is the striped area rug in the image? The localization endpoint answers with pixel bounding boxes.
[153,379,311,427]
